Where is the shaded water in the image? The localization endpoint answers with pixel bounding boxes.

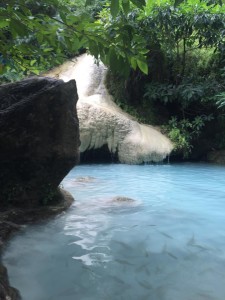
[3,163,225,300]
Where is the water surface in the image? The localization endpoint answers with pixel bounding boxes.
[3,163,225,300]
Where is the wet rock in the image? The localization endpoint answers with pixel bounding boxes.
[207,150,225,164]
[0,265,21,300]
[0,77,80,206]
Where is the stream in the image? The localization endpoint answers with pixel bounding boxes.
[3,163,225,300]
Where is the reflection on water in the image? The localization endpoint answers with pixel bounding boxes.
[3,163,225,300]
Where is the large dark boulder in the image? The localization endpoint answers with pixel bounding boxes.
[0,77,80,206]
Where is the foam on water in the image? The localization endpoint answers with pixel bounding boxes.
[3,163,225,300]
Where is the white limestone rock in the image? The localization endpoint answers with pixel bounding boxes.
[46,54,173,164]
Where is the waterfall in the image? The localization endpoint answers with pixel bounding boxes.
[46,54,173,164]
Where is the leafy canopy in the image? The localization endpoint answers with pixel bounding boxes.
[0,0,224,81]
[0,0,148,80]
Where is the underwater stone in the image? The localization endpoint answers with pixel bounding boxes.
[112,196,136,202]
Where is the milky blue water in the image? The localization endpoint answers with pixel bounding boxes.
[3,163,225,300]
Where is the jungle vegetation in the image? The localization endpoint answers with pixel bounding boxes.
[0,0,225,159]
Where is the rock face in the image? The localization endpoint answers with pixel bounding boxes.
[0,77,80,206]
[78,101,172,164]
[0,265,21,300]
[47,54,173,164]
[207,150,225,164]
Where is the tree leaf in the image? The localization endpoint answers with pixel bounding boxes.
[130,0,146,9]
[0,64,5,75]
[122,0,130,14]
[59,12,67,24]
[109,48,118,71]
[137,59,148,74]
[130,57,137,70]
[85,0,93,6]
[110,0,120,18]
[0,19,9,29]
[88,41,99,58]
[174,0,185,7]
[10,19,28,37]
[43,48,53,52]
[30,60,36,66]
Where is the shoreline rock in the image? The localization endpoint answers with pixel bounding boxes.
[0,76,80,299]
[0,264,20,300]
[0,77,80,206]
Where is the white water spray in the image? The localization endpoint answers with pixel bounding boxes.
[47,54,173,164]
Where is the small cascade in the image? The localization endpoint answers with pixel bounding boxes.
[47,54,173,164]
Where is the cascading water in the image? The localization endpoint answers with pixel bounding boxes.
[47,54,173,164]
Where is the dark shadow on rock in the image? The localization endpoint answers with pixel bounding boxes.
[0,77,80,206]
[80,144,119,164]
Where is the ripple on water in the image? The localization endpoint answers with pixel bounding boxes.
[3,163,225,300]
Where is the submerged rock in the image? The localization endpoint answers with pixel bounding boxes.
[74,176,96,182]
[0,77,80,206]
[47,54,173,164]
[0,187,74,300]
[112,196,136,203]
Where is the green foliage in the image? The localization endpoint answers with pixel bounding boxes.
[2,0,223,81]
[1,0,225,160]
[96,6,149,76]
[104,0,225,148]
[0,0,148,82]
[110,0,119,17]
[214,68,225,109]
[215,92,225,109]
[163,115,213,157]
[144,79,224,107]
[121,0,225,158]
